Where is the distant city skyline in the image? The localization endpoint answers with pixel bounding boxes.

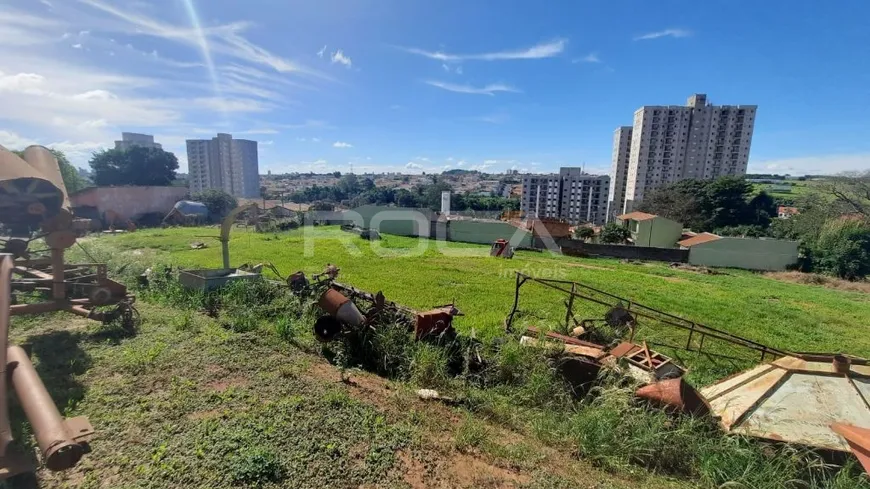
[1,1,868,176]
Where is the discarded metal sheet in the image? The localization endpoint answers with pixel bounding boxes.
[636,377,710,417]
[831,423,870,472]
[0,146,67,229]
[522,326,606,359]
[701,355,870,452]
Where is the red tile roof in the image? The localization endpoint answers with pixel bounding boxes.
[678,232,721,247]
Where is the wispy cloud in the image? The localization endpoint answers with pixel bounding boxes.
[401,39,566,62]
[425,81,519,96]
[572,52,600,63]
[330,49,352,68]
[333,141,353,148]
[475,112,510,124]
[634,28,692,41]
[405,162,423,170]
[239,128,279,135]
[317,45,327,58]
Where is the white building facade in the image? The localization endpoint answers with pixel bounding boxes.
[187,133,259,198]
[610,94,757,217]
[114,132,162,151]
[521,168,609,225]
[607,126,633,221]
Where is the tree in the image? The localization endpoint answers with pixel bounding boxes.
[819,171,870,219]
[599,222,631,244]
[191,189,238,221]
[811,219,870,280]
[12,148,88,194]
[89,146,178,186]
[574,226,595,242]
[637,177,763,231]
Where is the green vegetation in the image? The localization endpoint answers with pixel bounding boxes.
[81,226,870,382]
[17,227,868,488]
[190,189,239,221]
[11,148,89,194]
[285,173,519,212]
[89,145,179,186]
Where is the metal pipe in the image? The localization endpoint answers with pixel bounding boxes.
[51,247,65,300]
[0,255,15,460]
[6,345,93,471]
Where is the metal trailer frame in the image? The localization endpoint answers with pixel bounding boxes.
[505,272,790,363]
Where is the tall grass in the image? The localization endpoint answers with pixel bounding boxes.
[107,252,869,489]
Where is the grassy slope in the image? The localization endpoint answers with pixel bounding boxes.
[82,226,870,382]
[9,304,689,489]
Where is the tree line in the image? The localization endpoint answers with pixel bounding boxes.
[285,173,519,212]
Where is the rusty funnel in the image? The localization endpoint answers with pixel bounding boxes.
[0,146,69,230]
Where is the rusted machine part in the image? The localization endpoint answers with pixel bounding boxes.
[318,288,365,327]
[635,377,711,417]
[313,315,343,342]
[415,306,461,340]
[6,346,94,471]
[833,354,852,374]
[0,256,20,476]
[832,423,870,473]
[0,146,66,228]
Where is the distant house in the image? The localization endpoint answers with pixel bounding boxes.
[617,212,683,248]
[777,206,800,219]
[678,233,799,271]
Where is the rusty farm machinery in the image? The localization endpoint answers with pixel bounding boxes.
[0,146,138,479]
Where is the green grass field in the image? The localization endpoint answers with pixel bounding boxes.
[81,225,870,384]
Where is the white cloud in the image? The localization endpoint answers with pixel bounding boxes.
[405,162,423,170]
[425,80,519,96]
[475,112,510,124]
[239,128,279,135]
[749,153,870,175]
[573,52,600,63]
[330,49,352,68]
[634,28,692,41]
[333,141,353,148]
[0,6,64,46]
[78,0,326,77]
[72,43,82,49]
[0,130,38,149]
[317,45,327,58]
[261,140,274,145]
[401,39,566,61]
[79,30,90,36]
[389,104,403,110]
[39,0,53,7]
[311,137,321,142]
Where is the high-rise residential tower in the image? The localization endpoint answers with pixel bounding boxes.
[521,167,609,225]
[609,94,756,217]
[186,133,259,198]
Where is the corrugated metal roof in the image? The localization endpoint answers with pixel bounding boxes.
[678,232,721,247]
[700,355,870,452]
[617,211,658,221]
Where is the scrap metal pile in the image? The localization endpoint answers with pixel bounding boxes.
[0,146,138,479]
[505,271,870,466]
[287,265,462,344]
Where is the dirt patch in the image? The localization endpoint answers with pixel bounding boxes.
[206,376,248,391]
[397,449,529,489]
[766,271,870,293]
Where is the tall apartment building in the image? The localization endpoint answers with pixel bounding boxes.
[187,133,259,198]
[114,132,162,150]
[608,94,757,218]
[607,126,633,221]
[521,168,609,225]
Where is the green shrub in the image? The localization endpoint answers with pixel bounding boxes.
[228,447,283,484]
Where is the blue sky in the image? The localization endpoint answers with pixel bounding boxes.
[1,0,868,176]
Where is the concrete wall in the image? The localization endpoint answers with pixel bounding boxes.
[449,219,532,248]
[347,205,435,237]
[557,239,689,262]
[687,237,799,271]
[70,186,188,223]
[632,217,683,248]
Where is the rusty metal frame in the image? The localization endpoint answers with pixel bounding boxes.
[505,272,790,363]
